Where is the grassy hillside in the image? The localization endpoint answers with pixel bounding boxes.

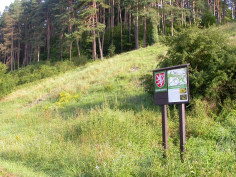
[0,23,236,176]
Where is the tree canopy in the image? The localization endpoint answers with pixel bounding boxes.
[0,0,235,70]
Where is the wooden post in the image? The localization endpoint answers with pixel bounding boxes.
[161,105,168,150]
[179,103,186,162]
[153,64,190,161]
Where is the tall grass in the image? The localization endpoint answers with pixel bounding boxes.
[0,44,236,176]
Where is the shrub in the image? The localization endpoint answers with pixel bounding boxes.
[107,43,116,57]
[72,54,89,66]
[140,74,154,95]
[200,10,217,28]
[158,27,236,109]
[0,63,16,98]
[55,92,80,107]
[0,60,80,98]
[0,62,6,74]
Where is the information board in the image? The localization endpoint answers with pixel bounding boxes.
[153,64,190,105]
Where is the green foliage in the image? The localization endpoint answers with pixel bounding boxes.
[55,92,80,107]
[0,63,16,98]
[0,62,6,74]
[12,60,77,86]
[107,43,116,57]
[71,55,89,66]
[140,74,154,95]
[158,27,236,109]
[201,10,217,27]
[103,85,113,92]
[0,60,81,99]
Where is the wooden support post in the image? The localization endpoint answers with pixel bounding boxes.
[161,105,168,150]
[179,103,186,162]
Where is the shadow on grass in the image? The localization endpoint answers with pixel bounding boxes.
[56,92,160,119]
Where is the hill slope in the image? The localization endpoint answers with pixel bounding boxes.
[0,41,236,176]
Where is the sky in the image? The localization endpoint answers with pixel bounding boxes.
[0,0,15,14]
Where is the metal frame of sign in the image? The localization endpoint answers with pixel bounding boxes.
[153,64,190,105]
[153,63,190,162]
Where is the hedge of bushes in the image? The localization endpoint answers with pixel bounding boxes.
[157,27,236,111]
[0,56,89,98]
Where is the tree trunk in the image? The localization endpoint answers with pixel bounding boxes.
[213,0,216,17]
[60,33,63,61]
[102,1,105,51]
[29,42,32,64]
[14,51,16,71]
[232,2,234,19]
[117,1,120,26]
[98,32,103,61]
[143,6,146,48]
[217,0,221,23]
[17,23,20,70]
[129,7,132,50]
[38,46,40,62]
[188,0,191,26]
[170,0,174,36]
[47,13,50,61]
[23,43,27,67]
[61,47,63,61]
[111,0,114,41]
[181,0,186,26]
[11,28,13,72]
[26,43,29,65]
[4,50,6,64]
[70,42,72,61]
[161,0,166,35]
[119,2,123,52]
[162,13,166,35]
[124,8,128,27]
[92,1,97,60]
[108,1,111,28]
[23,20,28,67]
[223,0,226,21]
[135,2,139,50]
[76,39,81,58]
[193,1,196,24]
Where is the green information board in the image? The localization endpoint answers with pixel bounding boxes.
[153,64,190,105]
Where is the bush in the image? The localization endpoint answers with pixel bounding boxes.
[158,27,236,109]
[12,60,77,86]
[72,54,89,66]
[140,74,154,95]
[200,10,217,28]
[0,60,79,98]
[0,63,16,98]
[55,92,80,107]
[107,43,116,57]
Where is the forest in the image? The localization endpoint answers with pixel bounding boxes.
[0,0,235,72]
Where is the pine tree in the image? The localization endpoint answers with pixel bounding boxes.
[1,6,15,71]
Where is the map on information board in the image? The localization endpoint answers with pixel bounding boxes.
[167,68,188,103]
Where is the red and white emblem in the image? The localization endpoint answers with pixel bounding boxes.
[155,73,165,88]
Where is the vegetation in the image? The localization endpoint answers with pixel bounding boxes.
[0,57,89,98]
[158,25,236,112]
[0,0,235,71]
[1,27,236,174]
